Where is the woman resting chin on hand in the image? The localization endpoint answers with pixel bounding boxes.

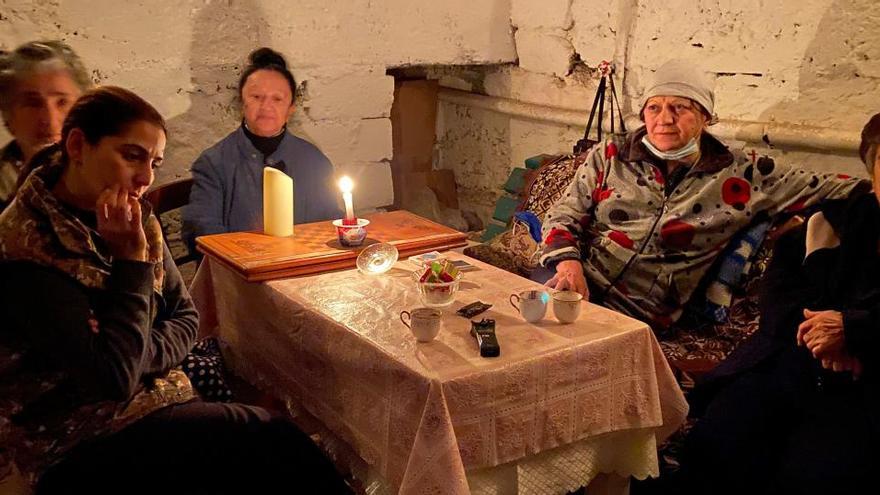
[0,86,350,494]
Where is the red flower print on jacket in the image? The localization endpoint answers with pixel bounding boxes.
[545,228,575,246]
[721,177,751,210]
[653,166,665,185]
[605,142,618,160]
[660,219,696,249]
[608,230,634,249]
[592,169,614,204]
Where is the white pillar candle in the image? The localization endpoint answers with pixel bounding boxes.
[263,167,294,237]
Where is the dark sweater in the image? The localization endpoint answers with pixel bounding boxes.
[0,243,198,403]
[242,122,285,158]
[692,192,880,414]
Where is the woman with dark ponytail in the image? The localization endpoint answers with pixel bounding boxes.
[0,86,350,493]
[182,47,340,251]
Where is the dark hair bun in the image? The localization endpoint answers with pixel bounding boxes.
[248,47,287,70]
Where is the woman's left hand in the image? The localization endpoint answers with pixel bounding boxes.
[797,308,845,358]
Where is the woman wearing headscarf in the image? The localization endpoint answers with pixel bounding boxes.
[674,113,880,494]
[0,40,90,212]
[182,47,340,252]
[0,86,349,493]
[539,59,866,331]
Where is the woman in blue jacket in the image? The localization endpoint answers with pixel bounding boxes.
[182,47,340,252]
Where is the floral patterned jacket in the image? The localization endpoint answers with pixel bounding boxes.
[540,127,866,328]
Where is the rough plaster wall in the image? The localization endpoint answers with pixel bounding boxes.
[0,0,516,211]
[437,66,591,220]
[625,0,880,128]
[438,0,880,224]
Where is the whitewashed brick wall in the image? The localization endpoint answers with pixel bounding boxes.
[0,0,516,211]
[5,0,879,222]
[438,0,880,222]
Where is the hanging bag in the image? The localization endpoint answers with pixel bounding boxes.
[466,62,627,276]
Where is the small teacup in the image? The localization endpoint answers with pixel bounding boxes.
[552,290,583,323]
[400,307,442,342]
[509,289,549,323]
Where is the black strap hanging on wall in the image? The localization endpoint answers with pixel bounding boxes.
[575,77,605,155]
[573,61,626,155]
[608,72,626,132]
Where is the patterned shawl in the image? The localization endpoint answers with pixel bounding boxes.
[0,145,165,291]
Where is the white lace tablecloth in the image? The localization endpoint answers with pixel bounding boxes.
[191,253,688,495]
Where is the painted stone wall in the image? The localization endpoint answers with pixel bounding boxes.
[5,0,877,224]
[438,0,880,222]
[0,0,516,211]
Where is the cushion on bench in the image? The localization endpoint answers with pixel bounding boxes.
[464,153,578,277]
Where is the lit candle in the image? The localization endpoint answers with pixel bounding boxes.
[339,176,356,225]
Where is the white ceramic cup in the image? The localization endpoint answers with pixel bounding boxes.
[552,290,583,323]
[400,307,442,342]
[509,289,549,323]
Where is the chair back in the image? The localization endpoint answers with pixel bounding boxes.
[145,178,197,266]
[145,178,193,216]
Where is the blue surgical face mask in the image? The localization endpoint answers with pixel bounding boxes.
[641,135,700,161]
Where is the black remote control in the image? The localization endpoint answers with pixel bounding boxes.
[457,301,492,319]
[470,318,500,357]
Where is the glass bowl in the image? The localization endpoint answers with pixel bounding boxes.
[356,242,398,275]
[412,270,462,307]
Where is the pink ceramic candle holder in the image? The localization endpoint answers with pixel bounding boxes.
[332,218,370,247]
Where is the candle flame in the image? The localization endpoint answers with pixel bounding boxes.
[338,176,354,193]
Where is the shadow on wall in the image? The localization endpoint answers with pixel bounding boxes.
[158,0,271,185]
[430,0,516,227]
[756,0,878,175]
[436,99,513,225]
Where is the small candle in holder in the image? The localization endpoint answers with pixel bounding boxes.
[339,176,356,225]
[333,218,370,247]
